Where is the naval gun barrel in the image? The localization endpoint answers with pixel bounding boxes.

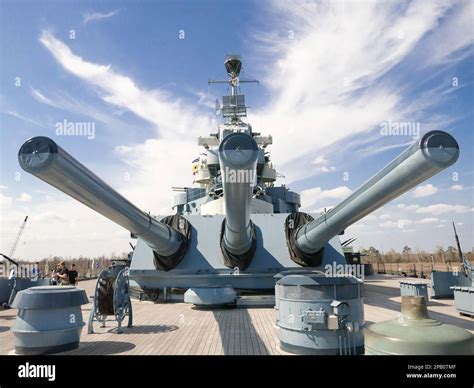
[218,133,258,269]
[18,137,184,259]
[295,130,460,255]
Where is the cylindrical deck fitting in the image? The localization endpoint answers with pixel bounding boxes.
[365,296,473,355]
[18,136,183,258]
[400,295,430,320]
[295,131,459,255]
[219,132,258,257]
[11,286,88,355]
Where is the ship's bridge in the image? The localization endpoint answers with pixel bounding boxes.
[219,122,252,138]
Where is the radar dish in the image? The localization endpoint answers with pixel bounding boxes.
[224,55,242,77]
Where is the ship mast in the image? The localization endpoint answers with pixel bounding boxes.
[208,55,258,124]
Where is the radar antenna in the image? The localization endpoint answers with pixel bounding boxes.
[208,55,258,121]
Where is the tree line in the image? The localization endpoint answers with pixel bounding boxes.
[26,253,129,279]
[360,246,473,265]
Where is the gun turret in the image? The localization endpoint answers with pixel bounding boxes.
[18,137,189,270]
[218,132,259,270]
[291,130,459,262]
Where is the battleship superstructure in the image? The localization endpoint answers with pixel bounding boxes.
[18,55,460,301]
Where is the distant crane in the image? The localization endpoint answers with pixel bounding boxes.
[0,216,29,307]
[452,222,471,279]
[9,216,29,259]
[1,215,28,268]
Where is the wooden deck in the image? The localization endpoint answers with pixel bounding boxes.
[0,274,472,355]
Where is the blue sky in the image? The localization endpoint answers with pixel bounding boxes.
[0,0,473,260]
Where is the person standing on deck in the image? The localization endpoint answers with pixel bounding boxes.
[57,262,69,286]
[68,263,78,286]
[50,266,58,285]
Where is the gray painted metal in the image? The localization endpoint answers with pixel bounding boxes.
[219,132,258,255]
[399,281,429,303]
[451,286,474,316]
[11,286,88,354]
[0,278,50,305]
[296,131,460,254]
[129,213,347,290]
[18,137,182,257]
[184,286,237,307]
[276,274,364,355]
[274,270,324,310]
[88,264,132,334]
[16,57,461,298]
[365,296,473,355]
[0,278,11,304]
[431,271,471,299]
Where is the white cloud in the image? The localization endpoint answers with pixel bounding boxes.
[416,203,472,215]
[10,1,470,258]
[419,0,473,66]
[379,213,391,220]
[451,184,463,191]
[397,203,420,210]
[0,185,7,191]
[413,184,438,198]
[249,0,464,173]
[16,193,32,203]
[83,9,120,24]
[34,212,68,223]
[310,156,337,174]
[314,165,336,174]
[380,219,413,228]
[114,138,198,214]
[416,217,439,224]
[3,110,46,128]
[30,88,57,107]
[0,195,130,259]
[300,186,352,209]
[39,31,215,139]
[0,192,12,207]
[361,140,413,158]
[30,87,137,133]
[312,156,328,165]
[363,214,377,221]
